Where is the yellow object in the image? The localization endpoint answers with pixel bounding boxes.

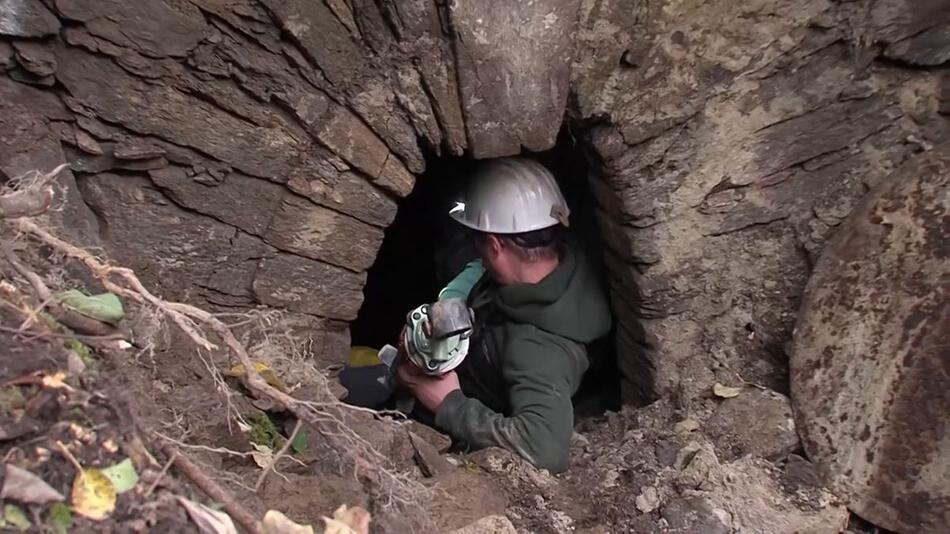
[71,468,116,521]
[712,383,742,399]
[261,510,315,534]
[42,372,70,390]
[322,505,370,534]
[347,346,383,368]
[226,362,287,393]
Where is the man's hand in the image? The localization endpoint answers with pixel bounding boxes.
[398,363,460,412]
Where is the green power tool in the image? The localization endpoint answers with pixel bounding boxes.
[377,297,475,409]
[401,298,474,375]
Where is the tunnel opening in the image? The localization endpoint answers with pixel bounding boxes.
[349,128,622,416]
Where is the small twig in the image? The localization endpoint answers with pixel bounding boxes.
[16,295,54,331]
[154,432,255,459]
[143,450,177,498]
[160,444,261,534]
[55,440,84,473]
[255,419,302,492]
[0,324,126,343]
[0,164,66,219]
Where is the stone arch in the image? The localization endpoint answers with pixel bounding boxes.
[0,0,946,406]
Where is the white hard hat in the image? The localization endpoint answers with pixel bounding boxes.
[449,158,570,234]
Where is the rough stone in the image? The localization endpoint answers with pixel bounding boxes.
[55,47,302,182]
[661,497,731,534]
[872,0,950,66]
[449,515,517,534]
[314,105,415,197]
[149,166,284,237]
[781,454,821,493]
[286,165,397,228]
[385,0,467,155]
[264,193,383,272]
[409,431,454,478]
[790,146,950,533]
[0,78,98,245]
[635,486,660,513]
[449,0,578,158]
[114,141,166,160]
[75,172,248,299]
[0,41,13,69]
[407,420,451,452]
[0,0,60,37]
[253,252,366,321]
[73,129,103,155]
[704,388,799,462]
[12,40,55,76]
[55,0,208,57]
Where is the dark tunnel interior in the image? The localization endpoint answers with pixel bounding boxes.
[349,128,622,416]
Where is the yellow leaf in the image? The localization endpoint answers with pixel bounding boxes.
[42,372,70,390]
[226,362,287,393]
[261,510,314,534]
[322,505,370,534]
[250,443,274,469]
[71,468,115,521]
[712,383,742,399]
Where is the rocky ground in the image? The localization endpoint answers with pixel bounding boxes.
[0,233,875,534]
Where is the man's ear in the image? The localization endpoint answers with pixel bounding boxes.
[485,234,503,258]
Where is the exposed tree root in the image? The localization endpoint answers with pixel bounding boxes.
[0,164,63,219]
[11,217,428,514]
[161,443,262,534]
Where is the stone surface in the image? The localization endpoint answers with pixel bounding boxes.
[55,0,208,57]
[0,78,98,246]
[264,193,383,272]
[408,430,454,477]
[573,0,949,403]
[12,40,55,76]
[253,252,366,321]
[0,0,60,37]
[449,0,578,158]
[449,515,517,534]
[149,166,284,237]
[661,497,731,534]
[704,388,800,462]
[790,146,950,533]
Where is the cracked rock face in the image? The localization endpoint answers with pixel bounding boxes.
[0,0,947,394]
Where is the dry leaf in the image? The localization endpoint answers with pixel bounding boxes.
[261,510,314,534]
[41,372,70,390]
[0,464,65,504]
[226,362,287,392]
[322,505,370,534]
[250,443,274,469]
[177,497,238,534]
[712,383,742,399]
[71,467,116,521]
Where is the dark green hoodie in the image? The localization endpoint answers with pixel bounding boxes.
[434,242,612,473]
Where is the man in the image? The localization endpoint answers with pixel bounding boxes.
[398,157,612,473]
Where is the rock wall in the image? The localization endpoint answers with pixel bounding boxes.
[0,0,946,399]
[572,0,948,401]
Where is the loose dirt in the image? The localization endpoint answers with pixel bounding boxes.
[0,245,867,534]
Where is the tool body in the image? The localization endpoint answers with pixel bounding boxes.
[401,298,474,375]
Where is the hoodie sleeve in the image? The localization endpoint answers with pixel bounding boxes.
[434,332,587,473]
